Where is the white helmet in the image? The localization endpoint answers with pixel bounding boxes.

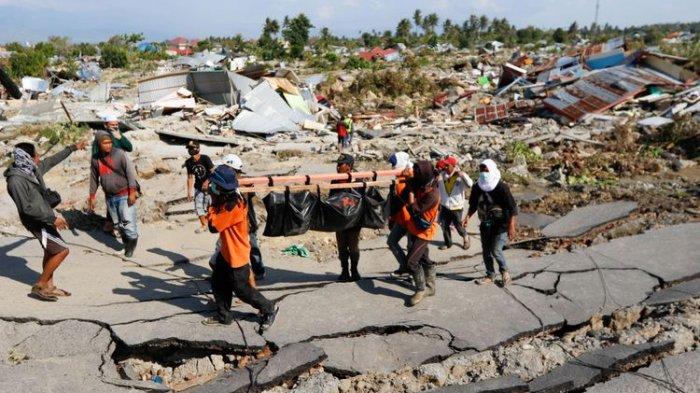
[221,154,244,172]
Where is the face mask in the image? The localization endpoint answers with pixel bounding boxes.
[188,149,198,156]
[479,172,494,183]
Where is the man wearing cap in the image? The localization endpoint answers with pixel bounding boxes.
[437,155,473,250]
[222,154,266,281]
[386,152,414,278]
[6,139,88,301]
[184,141,215,233]
[203,165,278,332]
[88,131,140,257]
[333,153,362,281]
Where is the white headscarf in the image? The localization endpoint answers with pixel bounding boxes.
[477,159,501,192]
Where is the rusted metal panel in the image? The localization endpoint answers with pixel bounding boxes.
[544,66,678,122]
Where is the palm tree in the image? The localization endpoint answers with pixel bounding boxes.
[413,9,423,35]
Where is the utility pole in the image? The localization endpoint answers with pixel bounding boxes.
[593,0,600,32]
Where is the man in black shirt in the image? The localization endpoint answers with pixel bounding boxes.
[463,159,518,285]
[184,141,214,233]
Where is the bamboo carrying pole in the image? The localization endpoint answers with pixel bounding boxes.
[236,168,407,194]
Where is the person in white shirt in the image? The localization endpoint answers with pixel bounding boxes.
[437,156,473,250]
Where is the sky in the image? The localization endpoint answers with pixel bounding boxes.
[0,0,698,44]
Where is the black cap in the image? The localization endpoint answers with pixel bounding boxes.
[336,153,355,166]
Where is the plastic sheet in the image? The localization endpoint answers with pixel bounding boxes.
[263,191,318,237]
[361,187,389,229]
[312,190,364,232]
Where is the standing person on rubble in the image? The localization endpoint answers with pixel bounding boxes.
[221,154,266,281]
[462,159,518,286]
[437,156,473,250]
[336,116,350,153]
[386,152,414,278]
[6,139,88,301]
[333,153,362,282]
[88,131,140,257]
[184,141,215,234]
[393,160,441,306]
[92,114,133,235]
[202,165,278,332]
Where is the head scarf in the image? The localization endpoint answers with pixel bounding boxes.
[95,130,111,142]
[12,147,37,177]
[477,159,501,192]
[411,160,436,189]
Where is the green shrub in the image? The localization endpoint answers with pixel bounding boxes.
[71,43,98,57]
[345,56,372,70]
[99,45,129,68]
[504,141,540,164]
[40,123,90,145]
[8,49,49,78]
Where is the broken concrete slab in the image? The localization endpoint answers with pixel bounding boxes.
[0,319,130,393]
[187,343,326,392]
[542,201,638,238]
[529,341,673,392]
[582,222,700,282]
[264,278,563,351]
[429,375,528,393]
[644,278,700,306]
[514,272,559,293]
[312,327,454,376]
[585,349,699,393]
[111,312,266,350]
[517,212,557,230]
[555,269,658,323]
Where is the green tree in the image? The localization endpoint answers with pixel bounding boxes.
[5,42,24,52]
[423,13,439,35]
[567,22,579,41]
[479,15,490,33]
[258,18,284,60]
[413,9,423,35]
[33,42,55,58]
[317,27,334,51]
[282,13,314,59]
[99,45,129,68]
[396,18,412,42]
[552,28,567,43]
[47,36,70,56]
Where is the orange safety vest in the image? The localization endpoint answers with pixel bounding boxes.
[403,188,440,241]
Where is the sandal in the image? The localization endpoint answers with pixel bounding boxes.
[30,285,58,302]
[49,287,72,297]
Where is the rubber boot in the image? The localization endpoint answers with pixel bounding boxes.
[124,237,138,258]
[425,265,437,296]
[409,267,426,307]
[338,255,350,282]
[350,252,361,281]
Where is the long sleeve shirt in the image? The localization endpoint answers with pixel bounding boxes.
[91,132,133,156]
[90,149,137,199]
[467,181,518,231]
[437,170,474,210]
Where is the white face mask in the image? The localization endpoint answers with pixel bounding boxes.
[479,172,494,183]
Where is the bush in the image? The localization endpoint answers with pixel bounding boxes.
[345,56,372,70]
[347,69,438,98]
[40,123,90,145]
[504,141,540,164]
[99,45,129,68]
[71,43,98,57]
[8,49,49,78]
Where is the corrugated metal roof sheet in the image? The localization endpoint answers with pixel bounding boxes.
[543,66,676,122]
[137,72,189,106]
